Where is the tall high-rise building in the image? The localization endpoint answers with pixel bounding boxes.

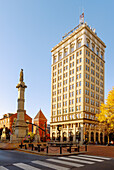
[50,21,106,144]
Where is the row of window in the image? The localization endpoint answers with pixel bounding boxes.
[85,81,104,90]
[53,88,82,96]
[85,98,100,107]
[53,47,81,64]
[52,97,82,108]
[53,93,103,104]
[86,44,104,59]
[52,112,98,122]
[52,113,82,122]
[85,105,99,113]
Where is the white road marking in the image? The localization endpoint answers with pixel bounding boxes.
[78,154,112,160]
[59,157,95,164]
[0,166,8,170]
[46,158,84,167]
[32,160,70,170]
[70,156,104,162]
[13,163,41,170]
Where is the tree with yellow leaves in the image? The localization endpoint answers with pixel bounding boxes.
[96,87,114,144]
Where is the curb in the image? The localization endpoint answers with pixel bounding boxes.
[17,148,87,156]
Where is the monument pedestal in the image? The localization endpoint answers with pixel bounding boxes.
[15,120,28,138]
[10,134,17,143]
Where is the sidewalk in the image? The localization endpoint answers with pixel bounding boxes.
[17,148,87,156]
[0,143,20,150]
[87,145,114,158]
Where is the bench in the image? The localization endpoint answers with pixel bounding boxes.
[28,144,34,147]
[40,147,46,151]
[67,146,78,152]
[19,144,25,148]
[34,146,38,150]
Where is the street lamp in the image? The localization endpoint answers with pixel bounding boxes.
[57,125,62,142]
[76,131,79,144]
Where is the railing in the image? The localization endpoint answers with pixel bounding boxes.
[19,142,87,155]
[62,24,82,40]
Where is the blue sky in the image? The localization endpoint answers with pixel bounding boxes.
[0,0,114,122]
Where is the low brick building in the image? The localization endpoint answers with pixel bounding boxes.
[0,111,32,134]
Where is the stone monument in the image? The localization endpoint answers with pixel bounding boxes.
[1,125,6,141]
[10,69,28,143]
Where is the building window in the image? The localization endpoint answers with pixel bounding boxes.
[78,42,81,48]
[77,52,79,56]
[59,53,62,60]
[79,73,81,78]
[92,46,94,52]
[76,98,78,103]
[87,42,89,47]
[76,90,78,95]
[71,46,74,53]
[97,50,99,56]
[101,53,103,59]
[64,49,68,56]
[54,56,57,63]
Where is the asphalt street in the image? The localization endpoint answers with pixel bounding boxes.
[0,150,113,170]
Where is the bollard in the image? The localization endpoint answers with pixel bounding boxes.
[60,145,62,154]
[78,145,80,152]
[32,144,33,151]
[38,145,40,152]
[46,146,48,154]
[85,144,87,151]
[70,144,71,153]
[20,142,22,148]
[25,144,27,150]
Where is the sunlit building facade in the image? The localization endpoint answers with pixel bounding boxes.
[50,22,106,144]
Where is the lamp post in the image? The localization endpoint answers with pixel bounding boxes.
[76,131,79,144]
[57,125,62,142]
[69,129,72,142]
[44,122,46,142]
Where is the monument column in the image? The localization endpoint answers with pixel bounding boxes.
[15,69,27,140]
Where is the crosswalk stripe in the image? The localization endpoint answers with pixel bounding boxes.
[46,158,84,167]
[78,154,112,160]
[13,163,41,170]
[69,156,104,162]
[0,166,8,170]
[58,157,95,164]
[32,160,70,170]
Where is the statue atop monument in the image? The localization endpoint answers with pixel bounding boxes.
[20,69,23,82]
[16,69,27,88]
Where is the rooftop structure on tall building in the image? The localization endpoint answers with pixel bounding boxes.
[50,18,106,144]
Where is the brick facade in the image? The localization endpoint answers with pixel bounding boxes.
[34,109,49,140]
[0,111,32,134]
